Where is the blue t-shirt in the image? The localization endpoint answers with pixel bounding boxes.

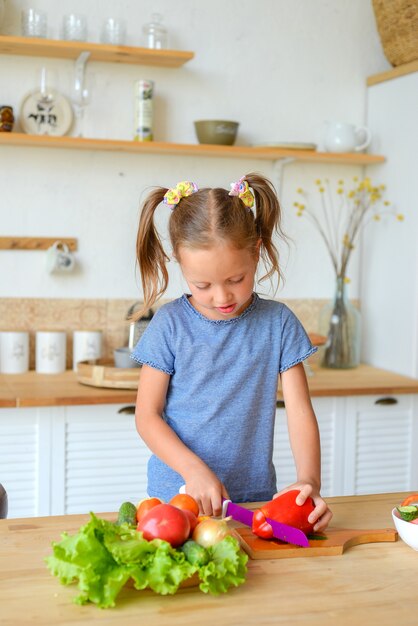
[131,293,316,503]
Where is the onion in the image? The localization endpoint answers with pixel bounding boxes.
[192,517,232,547]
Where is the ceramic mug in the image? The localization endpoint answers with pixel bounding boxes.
[36,331,66,374]
[46,241,75,274]
[0,331,29,374]
[72,330,102,370]
[0,106,14,132]
[323,121,372,153]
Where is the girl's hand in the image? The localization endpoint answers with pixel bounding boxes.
[273,482,332,533]
[183,467,229,517]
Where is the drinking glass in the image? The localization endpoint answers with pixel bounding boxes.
[100,17,126,45]
[63,14,87,41]
[21,8,47,38]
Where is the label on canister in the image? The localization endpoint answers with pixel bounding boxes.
[133,79,154,141]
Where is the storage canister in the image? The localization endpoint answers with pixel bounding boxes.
[133,79,154,141]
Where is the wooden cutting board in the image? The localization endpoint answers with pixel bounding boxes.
[76,359,140,389]
[235,526,397,559]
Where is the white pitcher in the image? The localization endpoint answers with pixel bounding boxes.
[323,121,372,153]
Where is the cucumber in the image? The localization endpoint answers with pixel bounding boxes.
[397,505,418,522]
[117,501,138,526]
[180,539,209,566]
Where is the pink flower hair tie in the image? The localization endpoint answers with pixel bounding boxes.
[163,181,198,209]
[228,176,254,209]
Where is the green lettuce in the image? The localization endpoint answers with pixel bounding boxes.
[45,513,247,608]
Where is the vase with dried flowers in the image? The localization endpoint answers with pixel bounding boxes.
[294,177,403,369]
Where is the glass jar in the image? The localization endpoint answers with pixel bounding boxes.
[143,13,167,49]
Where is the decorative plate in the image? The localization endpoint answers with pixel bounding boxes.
[20,89,73,136]
[252,142,317,151]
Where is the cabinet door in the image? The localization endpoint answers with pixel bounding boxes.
[344,395,416,495]
[0,408,51,518]
[51,404,151,515]
[273,397,344,497]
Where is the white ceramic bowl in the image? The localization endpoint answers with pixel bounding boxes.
[392,508,418,551]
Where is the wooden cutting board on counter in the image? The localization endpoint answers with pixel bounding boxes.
[235,526,397,559]
[76,359,140,389]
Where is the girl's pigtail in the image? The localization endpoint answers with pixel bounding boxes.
[135,187,170,318]
[244,172,285,285]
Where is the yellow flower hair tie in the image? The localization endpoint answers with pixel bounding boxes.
[228,176,254,209]
[163,181,198,209]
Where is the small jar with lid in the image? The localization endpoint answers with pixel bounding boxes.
[143,13,167,49]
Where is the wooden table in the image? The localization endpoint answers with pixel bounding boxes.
[1,493,417,625]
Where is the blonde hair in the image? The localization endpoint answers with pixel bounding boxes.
[135,172,285,318]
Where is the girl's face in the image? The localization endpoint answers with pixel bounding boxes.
[178,241,258,321]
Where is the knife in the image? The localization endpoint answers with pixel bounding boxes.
[222,500,310,548]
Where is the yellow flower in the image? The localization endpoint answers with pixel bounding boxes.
[293,202,299,207]
[315,179,321,185]
[299,204,305,210]
[348,190,355,198]
[396,214,405,221]
[297,187,304,194]
[338,180,344,185]
[353,176,359,182]
[319,187,325,193]
[296,211,303,217]
[384,201,390,206]
[337,188,343,194]
[373,214,381,221]
[343,276,351,284]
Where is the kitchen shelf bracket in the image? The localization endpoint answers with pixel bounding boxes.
[273,157,295,195]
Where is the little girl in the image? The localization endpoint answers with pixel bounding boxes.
[132,173,332,531]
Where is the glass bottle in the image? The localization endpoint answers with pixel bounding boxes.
[143,13,167,49]
[319,276,361,369]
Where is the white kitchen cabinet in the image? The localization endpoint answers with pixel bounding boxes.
[2,391,417,518]
[0,407,51,518]
[1,403,151,519]
[343,394,418,495]
[273,393,418,498]
[51,404,151,515]
[274,397,344,497]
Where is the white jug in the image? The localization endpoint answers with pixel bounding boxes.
[323,121,372,153]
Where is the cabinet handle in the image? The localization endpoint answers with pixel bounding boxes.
[374,397,398,406]
[117,405,136,415]
[276,400,286,409]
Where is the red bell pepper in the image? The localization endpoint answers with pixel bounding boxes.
[252,489,315,539]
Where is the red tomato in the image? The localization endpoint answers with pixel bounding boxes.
[182,509,198,535]
[409,518,418,525]
[137,504,190,547]
[136,497,163,523]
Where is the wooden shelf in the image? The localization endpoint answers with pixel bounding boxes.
[367,60,418,86]
[0,237,77,251]
[0,133,386,164]
[0,35,194,68]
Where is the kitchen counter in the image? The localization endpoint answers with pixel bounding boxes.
[0,492,416,625]
[1,363,418,408]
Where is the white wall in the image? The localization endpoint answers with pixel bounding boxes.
[362,72,418,377]
[0,0,390,301]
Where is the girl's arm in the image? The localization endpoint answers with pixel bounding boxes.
[135,364,229,516]
[278,362,333,531]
